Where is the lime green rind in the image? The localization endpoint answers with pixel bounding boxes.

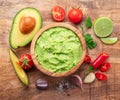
[100,37,118,44]
[9,7,42,49]
[94,17,113,38]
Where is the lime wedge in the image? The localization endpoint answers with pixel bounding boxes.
[94,17,113,37]
[100,37,118,44]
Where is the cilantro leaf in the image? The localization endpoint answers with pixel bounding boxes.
[84,33,97,49]
[85,17,92,28]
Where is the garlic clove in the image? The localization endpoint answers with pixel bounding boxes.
[84,72,95,84]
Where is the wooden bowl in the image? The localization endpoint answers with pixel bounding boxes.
[30,23,86,77]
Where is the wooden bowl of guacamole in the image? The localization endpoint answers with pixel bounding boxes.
[31,23,86,77]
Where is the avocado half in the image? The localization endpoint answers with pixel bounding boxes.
[9,49,29,86]
[9,7,42,49]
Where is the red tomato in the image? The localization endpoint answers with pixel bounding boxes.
[51,6,65,22]
[100,62,110,72]
[19,54,34,71]
[95,72,107,81]
[68,8,83,23]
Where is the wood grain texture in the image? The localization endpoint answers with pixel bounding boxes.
[0,0,120,100]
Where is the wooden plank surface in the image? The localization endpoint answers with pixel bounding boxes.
[0,0,120,100]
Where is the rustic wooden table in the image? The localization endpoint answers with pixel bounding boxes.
[0,0,120,100]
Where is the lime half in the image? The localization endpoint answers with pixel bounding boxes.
[94,17,113,37]
[100,37,118,44]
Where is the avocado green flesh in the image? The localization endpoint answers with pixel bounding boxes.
[9,49,29,86]
[35,27,82,73]
[10,7,42,49]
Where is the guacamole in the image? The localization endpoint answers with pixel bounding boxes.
[35,27,82,73]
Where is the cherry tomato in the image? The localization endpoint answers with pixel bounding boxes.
[100,62,110,72]
[19,54,34,71]
[68,8,83,23]
[84,54,91,63]
[95,72,107,81]
[51,6,65,22]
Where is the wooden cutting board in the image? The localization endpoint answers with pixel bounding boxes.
[0,0,120,100]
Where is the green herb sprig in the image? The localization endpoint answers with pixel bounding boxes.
[84,34,97,49]
[85,17,92,28]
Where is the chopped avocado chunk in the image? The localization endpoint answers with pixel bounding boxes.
[9,49,29,86]
[9,7,42,49]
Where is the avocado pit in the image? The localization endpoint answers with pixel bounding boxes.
[19,16,36,34]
